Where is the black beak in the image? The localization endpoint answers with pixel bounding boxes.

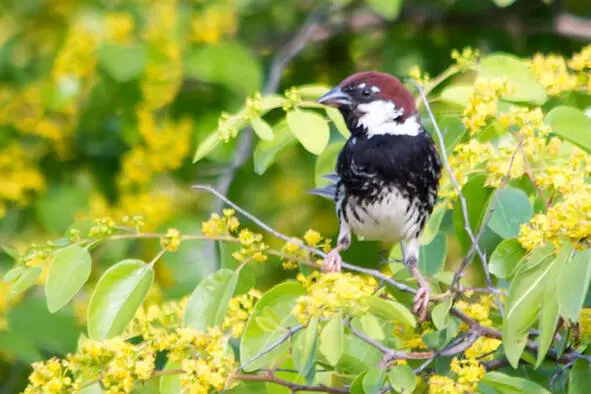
[317,86,352,107]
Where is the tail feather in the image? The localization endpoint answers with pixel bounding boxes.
[321,172,340,183]
[307,184,336,199]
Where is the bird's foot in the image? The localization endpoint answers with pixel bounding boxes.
[413,280,430,321]
[321,249,343,273]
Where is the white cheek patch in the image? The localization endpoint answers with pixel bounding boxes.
[356,100,420,137]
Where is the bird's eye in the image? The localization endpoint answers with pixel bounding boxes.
[361,88,372,98]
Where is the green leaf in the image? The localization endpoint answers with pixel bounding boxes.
[319,316,344,366]
[487,188,533,239]
[185,42,262,96]
[292,316,318,383]
[492,0,517,7]
[420,204,446,245]
[489,238,526,279]
[3,266,26,283]
[569,359,591,394]
[536,243,573,367]
[367,0,403,20]
[240,281,306,372]
[367,296,417,328]
[388,364,416,393]
[362,367,386,394]
[159,361,182,394]
[78,383,103,394]
[350,372,367,394]
[286,109,330,155]
[545,106,591,154]
[325,107,350,138]
[479,53,547,104]
[439,85,473,107]
[10,266,41,297]
[99,43,146,82]
[45,245,92,313]
[87,259,154,340]
[557,250,591,321]
[251,117,274,141]
[184,269,238,331]
[452,175,494,253]
[359,313,384,340]
[419,231,447,276]
[503,248,556,367]
[479,371,550,393]
[253,121,296,175]
[315,142,345,187]
[193,132,221,163]
[431,298,452,330]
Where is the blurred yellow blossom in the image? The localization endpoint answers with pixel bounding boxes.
[222,289,262,337]
[191,4,238,44]
[105,12,135,44]
[160,228,182,251]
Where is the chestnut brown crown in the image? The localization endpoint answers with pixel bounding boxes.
[318,71,417,120]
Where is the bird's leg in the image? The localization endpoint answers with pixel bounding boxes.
[321,219,351,273]
[321,243,346,273]
[403,240,430,321]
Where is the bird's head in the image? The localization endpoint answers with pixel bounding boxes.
[318,71,421,137]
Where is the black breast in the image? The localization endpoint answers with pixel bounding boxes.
[336,130,442,209]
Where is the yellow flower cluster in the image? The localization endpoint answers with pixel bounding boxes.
[119,109,192,188]
[191,3,238,43]
[455,295,496,328]
[232,229,268,263]
[160,228,182,252]
[519,186,591,250]
[202,209,241,237]
[462,78,513,134]
[0,83,74,159]
[25,294,237,394]
[428,359,485,394]
[529,53,578,95]
[440,140,493,200]
[0,144,46,217]
[70,339,155,394]
[141,2,183,109]
[451,47,480,69]
[392,322,431,350]
[152,327,235,393]
[281,229,331,270]
[125,298,186,340]
[105,12,135,44]
[222,289,262,337]
[292,272,377,324]
[569,44,591,72]
[52,24,98,82]
[408,65,430,87]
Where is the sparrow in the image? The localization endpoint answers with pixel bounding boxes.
[312,71,442,320]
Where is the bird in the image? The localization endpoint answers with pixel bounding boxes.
[311,71,442,320]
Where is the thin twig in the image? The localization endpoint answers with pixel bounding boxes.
[410,81,489,286]
[452,138,524,315]
[193,184,417,295]
[238,325,304,371]
[234,373,348,393]
[213,5,332,213]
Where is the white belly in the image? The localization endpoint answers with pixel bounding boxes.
[344,188,421,243]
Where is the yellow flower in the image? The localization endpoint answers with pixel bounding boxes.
[303,229,322,247]
[190,4,238,44]
[292,272,377,324]
[160,228,182,251]
[105,12,135,44]
[462,78,513,135]
[222,289,261,337]
[529,53,578,95]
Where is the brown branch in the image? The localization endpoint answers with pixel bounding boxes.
[234,373,349,393]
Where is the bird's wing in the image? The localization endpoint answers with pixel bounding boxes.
[307,172,339,200]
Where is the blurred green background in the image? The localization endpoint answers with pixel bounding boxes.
[0,0,589,392]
